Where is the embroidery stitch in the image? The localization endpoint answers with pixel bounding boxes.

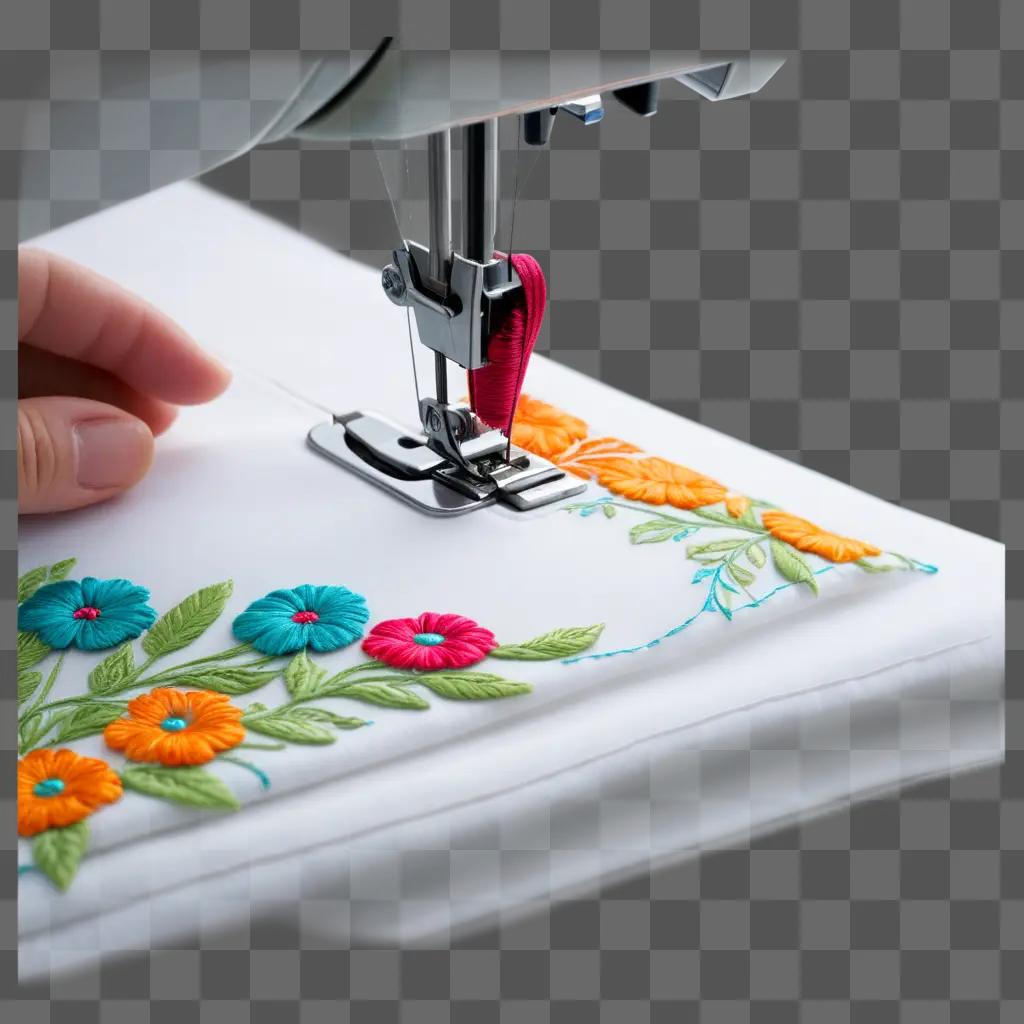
[561,497,936,663]
[19,577,158,651]
[233,584,370,655]
[16,561,604,891]
[104,689,247,766]
[505,396,936,663]
[18,749,122,837]
[362,612,498,671]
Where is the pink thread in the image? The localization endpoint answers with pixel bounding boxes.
[362,612,497,671]
[468,252,547,435]
[73,606,101,620]
[291,610,320,624]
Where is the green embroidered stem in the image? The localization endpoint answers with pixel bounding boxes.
[319,658,388,690]
[21,651,67,721]
[19,645,274,731]
[141,654,276,686]
[20,692,111,722]
[115,643,264,689]
[236,741,287,751]
[239,661,391,725]
[140,643,258,679]
[721,538,765,603]
[572,500,769,535]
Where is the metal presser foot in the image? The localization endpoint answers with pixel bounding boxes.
[307,406,585,517]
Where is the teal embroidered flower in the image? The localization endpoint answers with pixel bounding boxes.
[18,577,158,651]
[232,585,370,655]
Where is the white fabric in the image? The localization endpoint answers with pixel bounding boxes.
[18,183,1004,979]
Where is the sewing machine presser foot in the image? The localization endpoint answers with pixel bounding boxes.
[308,409,585,516]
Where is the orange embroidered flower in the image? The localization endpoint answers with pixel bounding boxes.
[511,395,589,459]
[18,748,122,837]
[761,510,882,564]
[104,688,246,766]
[594,456,730,510]
[552,436,644,480]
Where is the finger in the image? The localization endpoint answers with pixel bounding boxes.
[18,396,155,515]
[19,346,179,436]
[18,247,232,405]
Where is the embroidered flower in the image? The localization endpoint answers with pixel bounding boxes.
[594,456,729,510]
[552,436,644,480]
[18,577,158,651]
[232,584,369,655]
[511,395,589,459]
[18,749,122,837]
[104,688,246,766]
[761,510,882,564]
[362,612,497,671]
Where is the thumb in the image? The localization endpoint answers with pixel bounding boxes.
[18,396,154,514]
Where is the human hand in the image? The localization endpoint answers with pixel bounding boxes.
[18,247,231,514]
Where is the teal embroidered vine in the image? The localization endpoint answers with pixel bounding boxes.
[17,558,605,892]
[563,497,937,663]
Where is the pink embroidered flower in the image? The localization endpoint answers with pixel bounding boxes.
[362,612,497,671]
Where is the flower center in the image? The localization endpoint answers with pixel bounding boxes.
[413,632,446,646]
[291,610,320,624]
[73,606,101,620]
[160,716,188,732]
[33,778,65,798]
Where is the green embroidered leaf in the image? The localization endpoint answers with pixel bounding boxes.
[47,558,77,583]
[343,682,430,710]
[769,539,819,595]
[33,822,89,892]
[242,706,349,745]
[88,643,137,695]
[18,670,43,705]
[142,581,234,658]
[171,667,278,695]
[17,559,77,604]
[687,539,745,558]
[19,709,64,753]
[283,650,328,699]
[290,708,368,730]
[630,520,685,545]
[51,701,128,744]
[245,715,335,745]
[490,624,605,661]
[418,672,532,701]
[17,718,36,754]
[727,563,755,588]
[121,764,240,810]
[17,632,51,672]
[602,503,617,519]
[692,506,742,527]
[17,566,49,604]
[747,543,767,569]
[854,557,901,574]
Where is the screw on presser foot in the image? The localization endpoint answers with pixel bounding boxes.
[381,264,406,304]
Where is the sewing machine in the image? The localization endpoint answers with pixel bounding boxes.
[20,39,784,515]
[292,42,784,514]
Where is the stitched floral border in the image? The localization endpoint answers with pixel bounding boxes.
[18,396,939,891]
[16,560,604,891]
[510,395,937,661]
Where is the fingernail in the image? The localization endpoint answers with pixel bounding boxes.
[74,419,153,489]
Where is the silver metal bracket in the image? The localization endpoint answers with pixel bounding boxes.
[382,242,521,369]
[308,410,586,516]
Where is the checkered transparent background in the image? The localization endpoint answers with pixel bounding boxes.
[2,2,1019,1020]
